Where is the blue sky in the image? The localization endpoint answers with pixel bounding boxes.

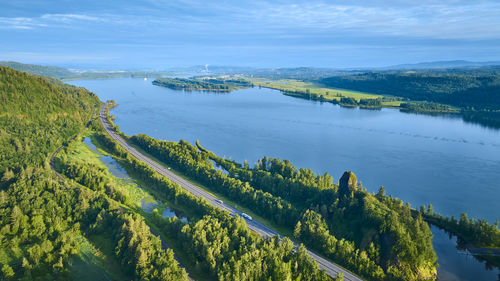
[1,0,500,69]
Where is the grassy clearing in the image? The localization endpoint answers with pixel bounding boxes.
[249,78,403,107]
[251,78,382,99]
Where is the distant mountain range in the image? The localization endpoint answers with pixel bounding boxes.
[386,60,500,69]
[3,60,500,81]
[0,61,175,80]
[0,61,75,78]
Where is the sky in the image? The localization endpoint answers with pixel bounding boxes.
[1,0,500,69]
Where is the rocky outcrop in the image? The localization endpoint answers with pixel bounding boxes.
[339,171,358,195]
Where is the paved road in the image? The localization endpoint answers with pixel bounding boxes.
[99,103,363,281]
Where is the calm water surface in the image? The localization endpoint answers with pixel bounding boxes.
[82,137,188,222]
[72,78,500,280]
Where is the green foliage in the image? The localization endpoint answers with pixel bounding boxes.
[400,102,456,113]
[422,208,500,248]
[129,134,438,280]
[0,67,189,280]
[0,61,175,81]
[153,77,252,92]
[0,61,74,79]
[94,125,333,281]
[295,210,385,280]
[0,66,100,279]
[0,66,97,171]
[113,213,188,281]
[175,215,329,281]
[321,72,500,110]
[130,134,300,226]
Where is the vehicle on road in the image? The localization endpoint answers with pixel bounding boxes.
[241,213,253,220]
[215,199,223,204]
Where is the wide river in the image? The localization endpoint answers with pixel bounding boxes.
[70,78,500,280]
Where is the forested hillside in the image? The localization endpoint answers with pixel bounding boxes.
[0,61,75,79]
[0,61,174,81]
[0,67,190,280]
[320,72,500,110]
[0,66,338,280]
[0,66,96,279]
[0,67,95,170]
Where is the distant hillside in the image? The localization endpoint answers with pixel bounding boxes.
[0,61,75,79]
[386,60,500,70]
[0,61,174,80]
[320,72,500,110]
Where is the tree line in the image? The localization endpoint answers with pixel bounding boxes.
[320,72,500,111]
[91,126,337,281]
[281,88,384,109]
[0,66,188,280]
[129,134,438,280]
[153,77,252,92]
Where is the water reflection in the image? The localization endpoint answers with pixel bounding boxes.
[211,159,229,175]
[162,207,188,223]
[431,225,499,281]
[83,137,188,223]
[72,79,500,279]
[82,137,101,155]
[99,156,133,183]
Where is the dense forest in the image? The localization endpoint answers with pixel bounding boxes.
[129,134,441,280]
[0,67,189,280]
[320,72,500,111]
[153,77,253,92]
[90,116,336,281]
[3,64,499,280]
[1,66,339,280]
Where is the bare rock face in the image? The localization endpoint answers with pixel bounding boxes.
[339,171,357,194]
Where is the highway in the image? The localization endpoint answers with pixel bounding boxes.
[99,103,363,281]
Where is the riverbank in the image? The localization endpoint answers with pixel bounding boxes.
[153,77,253,92]
[249,78,466,113]
[69,77,500,280]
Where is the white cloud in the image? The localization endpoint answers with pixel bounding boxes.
[0,17,47,29]
[0,13,104,30]
[245,2,500,39]
[40,14,101,22]
[1,1,500,40]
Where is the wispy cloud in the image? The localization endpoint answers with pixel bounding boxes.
[0,16,47,29]
[0,13,104,30]
[2,2,500,40]
[40,13,101,22]
[1,0,499,67]
[245,2,500,40]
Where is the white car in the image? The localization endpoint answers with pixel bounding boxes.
[215,199,223,204]
[241,213,253,221]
